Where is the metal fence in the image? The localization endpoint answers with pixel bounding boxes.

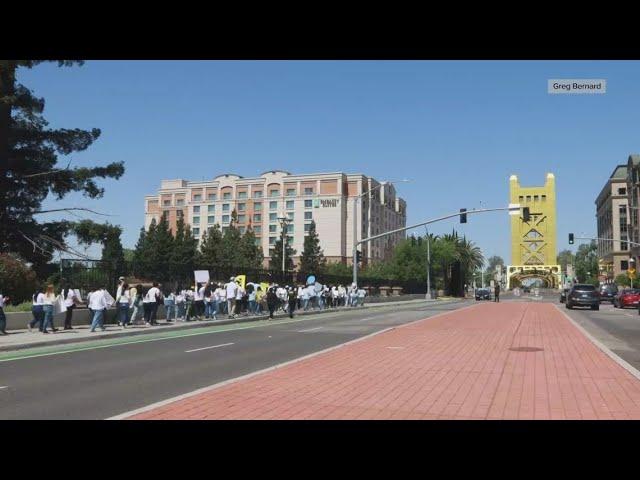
[60,259,427,295]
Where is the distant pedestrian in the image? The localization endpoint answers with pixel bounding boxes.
[226,277,238,318]
[89,287,108,332]
[117,283,131,328]
[130,284,143,325]
[29,288,45,332]
[266,286,278,319]
[41,284,59,334]
[287,287,297,318]
[494,284,500,302]
[0,292,9,335]
[61,284,79,330]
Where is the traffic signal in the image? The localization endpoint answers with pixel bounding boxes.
[522,207,531,222]
[356,250,362,264]
[569,233,574,244]
[459,208,467,223]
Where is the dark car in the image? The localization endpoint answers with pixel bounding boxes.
[599,284,618,303]
[475,288,491,300]
[613,289,640,308]
[566,284,599,310]
[522,286,531,293]
[559,288,570,303]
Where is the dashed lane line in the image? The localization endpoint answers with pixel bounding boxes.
[185,343,234,353]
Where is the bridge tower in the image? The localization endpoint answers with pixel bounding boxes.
[507,173,561,289]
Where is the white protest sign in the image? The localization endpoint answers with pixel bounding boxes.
[194,270,210,284]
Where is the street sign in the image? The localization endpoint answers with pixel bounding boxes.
[508,203,521,215]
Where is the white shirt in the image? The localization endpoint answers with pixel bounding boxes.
[214,288,223,301]
[63,289,77,308]
[226,282,238,299]
[218,288,226,300]
[118,290,131,304]
[0,295,5,308]
[144,287,160,303]
[43,292,57,306]
[88,289,107,311]
[116,284,124,300]
[235,285,244,300]
[358,289,366,298]
[197,286,205,301]
[33,293,45,306]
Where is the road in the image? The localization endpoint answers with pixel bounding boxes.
[0,299,468,419]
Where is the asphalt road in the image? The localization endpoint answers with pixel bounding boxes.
[0,299,468,419]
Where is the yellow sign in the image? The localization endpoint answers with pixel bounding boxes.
[235,275,246,289]
[628,268,636,279]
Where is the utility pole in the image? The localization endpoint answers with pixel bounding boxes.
[425,227,432,300]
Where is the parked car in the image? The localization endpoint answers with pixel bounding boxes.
[522,286,531,293]
[475,288,491,300]
[599,284,618,303]
[613,289,640,308]
[559,288,570,303]
[565,284,599,310]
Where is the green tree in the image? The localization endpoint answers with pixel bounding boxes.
[299,221,326,274]
[170,216,199,280]
[615,273,631,287]
[239,228,264,270]
[557,249,575,272]
[200,224,223,266]
[132,225,150,278]
[270,228,296,272]
[220,210,243,269]
[0,61,124,272]
[574,241,598,285]
[0,253,39,304]
[324,261,353,277]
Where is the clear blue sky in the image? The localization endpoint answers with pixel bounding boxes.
[18,60,640,263]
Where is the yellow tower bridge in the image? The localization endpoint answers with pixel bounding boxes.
[507,173,561,290]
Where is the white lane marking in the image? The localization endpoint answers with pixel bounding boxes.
[108,302,481,420]
[185,343,234,353]
[0,386,8,390]
[298,327,323,333]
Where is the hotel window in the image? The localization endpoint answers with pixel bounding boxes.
[269,213,277,222]
[192,227,200,238]
[304,223,312,232]
[207,193,217,201]
[286,200,294,210]
[622,260,629,271]
[163,199,171,206]
[238,203,246,212]
[192,216,200,224]
[269,201,278,210]
[207,216,215,224]
[238,191,247,199]
[304,211,313,220]
[286,188,296,197]
[238,215,246,223]
[193,194,202,202]
[254,202,262,211]
[223,192,232,200]
[269,225,277,233]
[287,212,294,221]
[269,237,276,245]
[176,199,184,206]
[270,189,279,197]
[286,224,294,233]
[253,191,263,198]
[254,237,261,246]
[254,226,262,234]
[253,214,262,223]
[304,199,313,209]
[207,205,215,213]
[222,204,230,212]
[286,236,294,245]
[222,215,230,224]
[176,210,184,218]
[193,206,200,214]
[304,187,314,195]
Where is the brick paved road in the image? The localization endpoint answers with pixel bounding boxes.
[125,302,640,420]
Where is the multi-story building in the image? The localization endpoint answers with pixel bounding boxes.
[626,154,640,261]
[144,170,407,267]
[596,165,629,280]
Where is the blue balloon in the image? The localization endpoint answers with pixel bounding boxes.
[306,275,316,285]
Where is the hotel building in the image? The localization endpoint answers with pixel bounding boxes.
[144,170,407,267]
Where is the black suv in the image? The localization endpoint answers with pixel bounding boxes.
[475,288,491,300]
[599,284,618,303]
[566,284,600,310]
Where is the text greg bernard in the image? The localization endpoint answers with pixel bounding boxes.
[548,79,606,94]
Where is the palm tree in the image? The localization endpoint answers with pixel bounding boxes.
[456,236,485,289]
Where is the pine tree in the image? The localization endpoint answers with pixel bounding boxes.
[270,227,296,271]
[200,224,223,266]
[170,216,199,281]
[132,224,150,277]
[0,61,125,271]
[220,210,243,269]
[299,221,325,274]
[239,228,264,270]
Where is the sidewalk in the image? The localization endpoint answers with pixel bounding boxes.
[0,297,440,353]
[121,302,640,420]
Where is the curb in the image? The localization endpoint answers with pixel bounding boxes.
[108,299,475,420]
[0,298,459,353]
[554,304,640,382]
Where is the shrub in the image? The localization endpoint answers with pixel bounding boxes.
[0,254,40,304]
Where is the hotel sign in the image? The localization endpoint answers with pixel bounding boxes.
[314,198,340,208]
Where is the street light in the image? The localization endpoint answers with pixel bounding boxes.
[424,226,433,300]
[352,179,410,287]
[277,214,289,283]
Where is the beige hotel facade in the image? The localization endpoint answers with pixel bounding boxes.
[144,170,407,268]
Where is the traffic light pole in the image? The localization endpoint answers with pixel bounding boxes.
[352,206,521,288]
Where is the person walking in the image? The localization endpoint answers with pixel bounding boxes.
[116,277,125,326]
[494,284,500,303]
[357,287,366,306]
[255,286,265,315]
[41,284,59,334]
[266,286,279,319]
[247,284,257,315]
[130,284,143,325]
[89,287,108,332]
[226,277,238,319]
[235,280,246,316]
[194,282,205,320]
[61,284,79,330]
[117,283,131,328]
[287,287,297,319]
[203,283,213,319]
[143,284,158,326]
[0,292,9,335]
[28,288,45,332]
[164,288,176,323]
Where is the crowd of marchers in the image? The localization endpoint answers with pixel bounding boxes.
[17,277,367,335]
